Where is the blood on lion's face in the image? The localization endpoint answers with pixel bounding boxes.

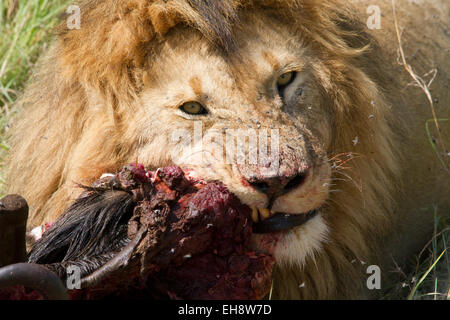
[129,15,333,267]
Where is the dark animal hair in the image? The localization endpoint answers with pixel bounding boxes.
[28,190,134,277]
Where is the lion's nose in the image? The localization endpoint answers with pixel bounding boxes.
[248,171,308,199]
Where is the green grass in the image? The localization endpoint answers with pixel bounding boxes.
[0,0,70,196]
[381,210,449,300]
[0,0,449,300]
[408,211,449,300]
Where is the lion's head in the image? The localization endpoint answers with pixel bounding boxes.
[7,0,401,298]
[132,16,336,267]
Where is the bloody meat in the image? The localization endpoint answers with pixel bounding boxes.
[27,164,274,300]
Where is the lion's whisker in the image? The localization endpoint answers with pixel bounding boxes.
[332,171,363,192]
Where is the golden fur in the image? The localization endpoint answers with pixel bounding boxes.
[6,0,450,299]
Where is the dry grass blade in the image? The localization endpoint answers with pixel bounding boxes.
[408,248,447,300]
[391,0,449,172]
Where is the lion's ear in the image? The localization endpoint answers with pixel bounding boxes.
[148,2,181,36]
[56,1,156,98]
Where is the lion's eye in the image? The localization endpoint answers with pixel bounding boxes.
[276,71,296,88]
[179,101,208,115]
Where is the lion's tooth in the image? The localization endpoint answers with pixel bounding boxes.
[251,206,259,222]
[259,208,271,220]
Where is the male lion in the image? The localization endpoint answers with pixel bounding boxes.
[5,0,450,299]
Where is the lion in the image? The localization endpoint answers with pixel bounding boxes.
[5,0,450,299]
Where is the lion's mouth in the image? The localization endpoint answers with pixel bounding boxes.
[252,209,319,234]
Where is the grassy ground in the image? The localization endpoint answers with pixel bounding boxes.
[0,0,69,195]
[0,0,448,300]
[381,211,449,300]
[408,215,449,300]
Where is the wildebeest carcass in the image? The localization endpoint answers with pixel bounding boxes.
[0,164,274,299]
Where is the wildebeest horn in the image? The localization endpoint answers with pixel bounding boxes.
[0,194,28,267]
[0,195,67,300]
[0,263,68,300]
